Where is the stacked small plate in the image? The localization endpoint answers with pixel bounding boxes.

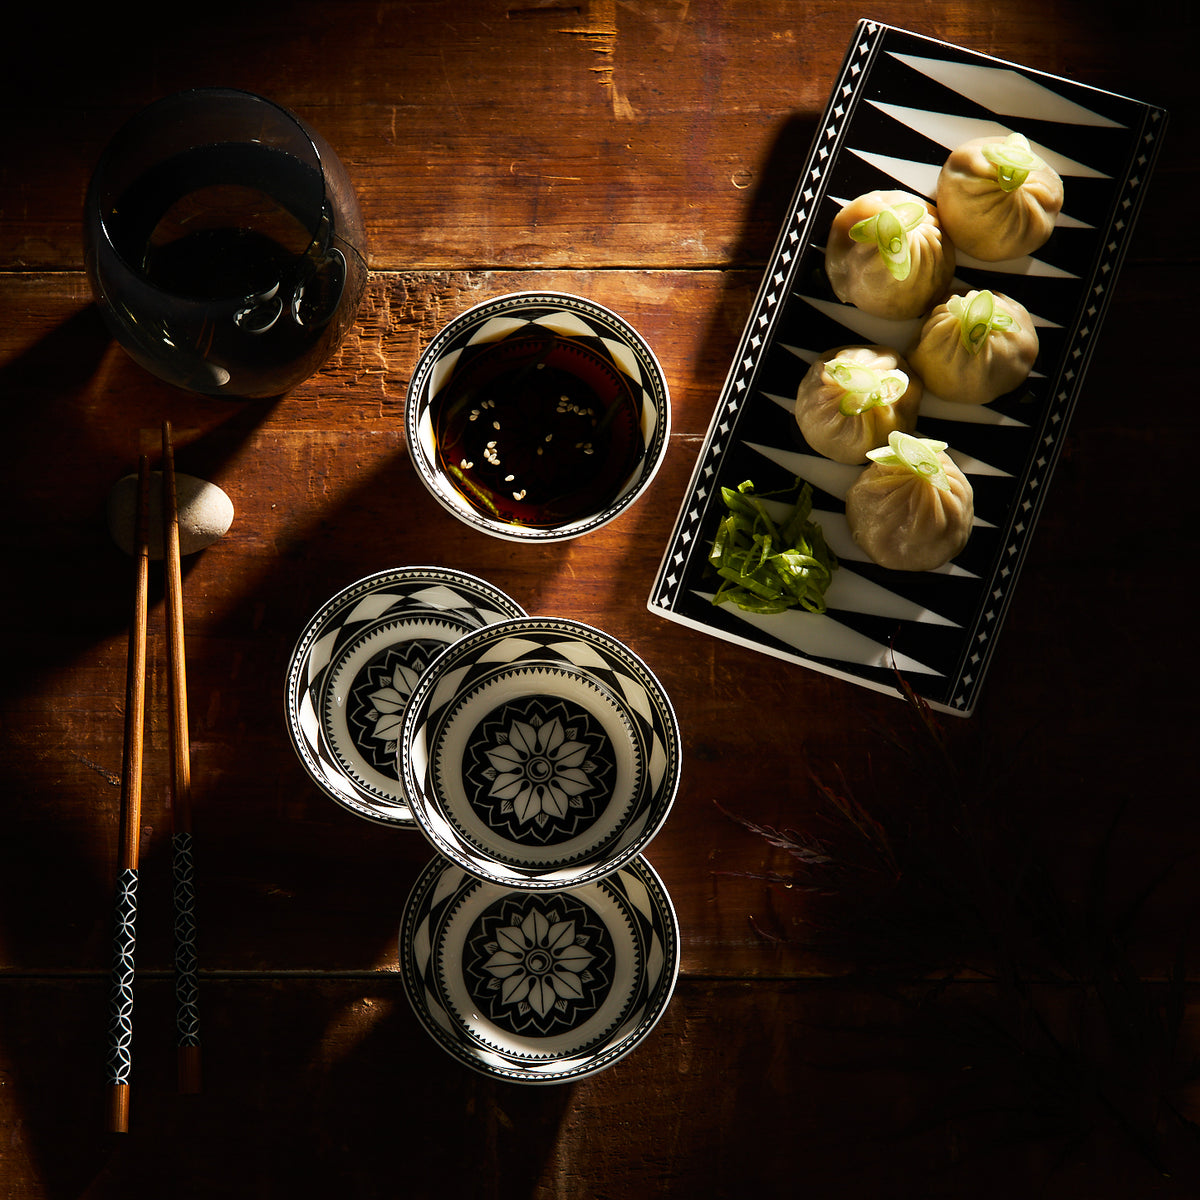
[285,566,526,826]
[285,569,681,1083]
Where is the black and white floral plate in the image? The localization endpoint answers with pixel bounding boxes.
[649,20,1168,716]
[285,567,526,826]
[400,617,679,887]
[400,853,679,1083]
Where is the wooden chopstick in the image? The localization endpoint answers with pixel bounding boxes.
[106,455,151,1134]
[162,421,202,1095]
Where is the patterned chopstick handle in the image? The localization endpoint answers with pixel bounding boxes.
[106,867,138,1086]
[172,831,200,1052]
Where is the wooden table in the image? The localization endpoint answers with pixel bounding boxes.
[1,2,1195,1196]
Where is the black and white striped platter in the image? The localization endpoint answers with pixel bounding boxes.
[649,20,1168,716]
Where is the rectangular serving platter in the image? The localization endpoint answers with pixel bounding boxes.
[648,20,1168,716]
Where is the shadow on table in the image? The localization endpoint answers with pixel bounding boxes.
[555,110,822,640]
[0,975,574,1200]
[0,303,279,669]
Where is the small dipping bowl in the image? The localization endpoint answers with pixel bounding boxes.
[400,617,680,888]
[400,853,680,1083]
[404,292,670,542]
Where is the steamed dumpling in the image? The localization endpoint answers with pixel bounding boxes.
[909,289,1038,406]
[845,432,974,572]
[826,190,955,320]
[937,132,1064,261]
[794,345,923,464]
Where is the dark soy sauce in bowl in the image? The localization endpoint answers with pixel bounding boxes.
[432,332,645,530]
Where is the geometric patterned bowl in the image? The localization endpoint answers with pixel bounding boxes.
[284,567,526,827]
[399,853,680,1083]
[400,617,680,887]
[404,291,671,542]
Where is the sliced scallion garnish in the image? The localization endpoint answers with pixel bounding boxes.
[848,201,927,282]
[866,431,951,493]
[826,357,909,415]
[708,479,837,614]
[981,132,1047,193]
[946,289,1016,355]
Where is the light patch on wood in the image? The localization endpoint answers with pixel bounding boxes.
[554,1,692,119]
[558,0,633,118]
[319,997,397,1063]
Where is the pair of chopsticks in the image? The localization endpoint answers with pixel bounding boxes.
[106,421,201,1133]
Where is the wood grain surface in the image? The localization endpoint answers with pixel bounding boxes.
[1,2,1196,1196]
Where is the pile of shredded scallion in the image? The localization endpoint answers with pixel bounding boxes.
[708,479,837,614]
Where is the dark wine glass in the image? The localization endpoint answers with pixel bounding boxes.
[83,87,368,399]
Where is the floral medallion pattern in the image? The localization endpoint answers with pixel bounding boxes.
[342,638,449,780]
[462,893,615,1037]
[461,696,615,846]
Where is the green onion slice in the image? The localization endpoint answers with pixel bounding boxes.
[708,479,838,614]
[981,132,1047,193]
[848,201,927,281]
[946,289,1016,355]
[866,431,951,492]
[826,357,910,415]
